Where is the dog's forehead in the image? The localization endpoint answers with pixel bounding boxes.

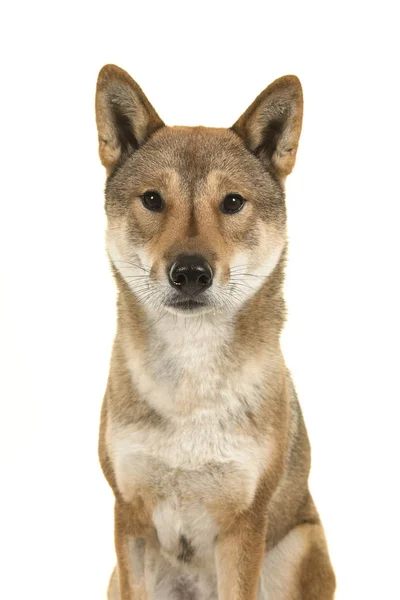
[138,125,258,185]
[153,125,243,158]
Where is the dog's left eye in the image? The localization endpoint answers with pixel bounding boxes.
[141,191,164,212]
[221,194,245,214]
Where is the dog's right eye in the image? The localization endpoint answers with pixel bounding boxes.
[140,191,164,212]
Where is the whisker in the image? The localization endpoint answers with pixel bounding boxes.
[229,264,250,270]
[146,310,168,332]
[230,272,269,280]
[112,260,150,273]
[194,314,203,336]
[230,282,259,292]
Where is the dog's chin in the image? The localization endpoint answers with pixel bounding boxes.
[164,298,214,316]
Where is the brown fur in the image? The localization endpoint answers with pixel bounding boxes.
[95,64,335,599]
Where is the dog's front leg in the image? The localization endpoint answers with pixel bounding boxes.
[216,511,267,600]
[114,501,151,600]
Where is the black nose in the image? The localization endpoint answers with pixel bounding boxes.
[168,254,213,296]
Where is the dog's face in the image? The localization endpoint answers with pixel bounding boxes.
[96,66,303,316]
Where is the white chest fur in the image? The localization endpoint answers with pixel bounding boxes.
[108,410,271,566]
[107,313,272,567]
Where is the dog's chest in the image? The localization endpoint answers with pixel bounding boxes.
[109,316,270,567]
[108,412,269,567]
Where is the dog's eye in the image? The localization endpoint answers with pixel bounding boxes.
[141,191,164,212]
[221,194,245,214]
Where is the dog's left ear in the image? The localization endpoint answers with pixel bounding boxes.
[232,75,303,181]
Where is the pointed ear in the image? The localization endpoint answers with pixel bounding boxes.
[95,64,165,173]
[231,75,303,181]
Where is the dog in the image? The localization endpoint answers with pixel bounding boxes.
[95,64,336,599]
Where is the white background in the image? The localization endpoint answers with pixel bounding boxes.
[1,1,399,598]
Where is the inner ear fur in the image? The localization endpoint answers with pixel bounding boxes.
[95,64,165,173]
[232,75,303,180]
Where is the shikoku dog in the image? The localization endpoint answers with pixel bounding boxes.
[95,64,336,600]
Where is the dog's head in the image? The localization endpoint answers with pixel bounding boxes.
[95,65,302,316]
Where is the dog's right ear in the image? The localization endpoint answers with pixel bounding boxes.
[95,64,165,173]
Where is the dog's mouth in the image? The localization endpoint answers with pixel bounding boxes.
[164,297,209,313]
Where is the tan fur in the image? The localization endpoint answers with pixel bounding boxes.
[96,65,164,174]
[96,64,335,599]
[232,75,303,180]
